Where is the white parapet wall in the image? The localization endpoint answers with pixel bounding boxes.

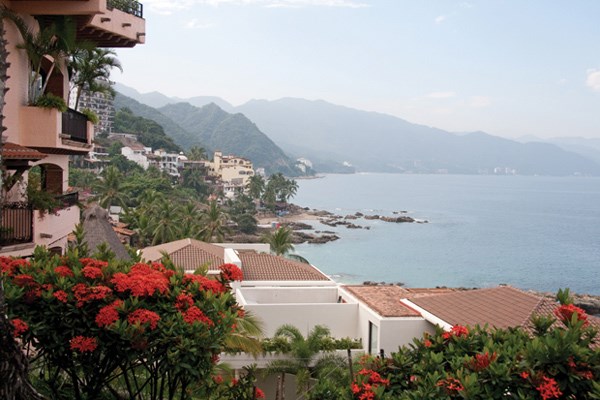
[237,286,359,338]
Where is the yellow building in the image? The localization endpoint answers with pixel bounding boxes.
[208,151,255,197]
[0,0,145,256]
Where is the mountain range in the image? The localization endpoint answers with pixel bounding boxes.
[114,83,600,176]
[113,92,299,175]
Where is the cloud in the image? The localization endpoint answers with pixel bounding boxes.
[426,91,456,99]
[557,78,567,85]
[586,69,600,92]
[468,96,492,108]
[434,15,447,24]
[185,18,216,29]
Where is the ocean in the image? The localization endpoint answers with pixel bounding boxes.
[293,174,600,295]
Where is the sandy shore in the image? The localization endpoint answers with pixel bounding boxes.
[257,212,321,225]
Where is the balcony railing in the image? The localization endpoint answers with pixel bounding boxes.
[62,109,88,143]
[107,0,144,18]
[55,192,79,208]
[1,204,34,246]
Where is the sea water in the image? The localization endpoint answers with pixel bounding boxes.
[293,174,600,295]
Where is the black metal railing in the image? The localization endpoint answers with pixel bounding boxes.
[1,204,34,246]
[55,192,79,208]
[107,0,144,18]
[62,109,89,143]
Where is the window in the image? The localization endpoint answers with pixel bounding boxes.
[368,321,378,354]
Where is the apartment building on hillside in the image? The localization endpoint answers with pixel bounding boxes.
[0,0,145,257]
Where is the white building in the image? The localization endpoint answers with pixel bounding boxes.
[121,143,152,170]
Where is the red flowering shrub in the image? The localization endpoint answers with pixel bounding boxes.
[219,263,243,282]
[54,265,74,277]
[442,324,469,340]
[11,318,29,337]
[128,308,161,330]
[111,263,170,296]
[82,265,104,279]
[70,336,98,353]
[436,376,465,395]
[554,303,589,326]
[182,306,214,326]
[3,251,248,400]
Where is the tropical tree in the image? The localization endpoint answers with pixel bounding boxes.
[182,168,208,196]
[187,146,208,161]
[149,198,182,245]
[247,175,265,200]
[70,48,121,110]
[267,324,339,399]
[263,227,295,256]
[199,201,230,242]
[94,165,129,209]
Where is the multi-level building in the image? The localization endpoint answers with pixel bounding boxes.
[0,0,145,257]
[208,151,255,197]
[77,87,115,136]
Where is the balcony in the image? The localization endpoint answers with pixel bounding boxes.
[20,107,92,154]
[1,195,80,257]
[10,0,145,48]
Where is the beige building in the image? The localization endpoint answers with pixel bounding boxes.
[208,151,254,196]
[0,0,145,256]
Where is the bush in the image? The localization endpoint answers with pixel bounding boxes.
[81,108,99,124]
[33,93,67,112]
[1,249,260,399]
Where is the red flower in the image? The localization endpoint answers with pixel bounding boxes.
[54,266,74,277]
[70,336,98,352]
[79,258,108,269]
[11,318,28,337]
[53,290,68,303]
[437,377,464,395]
[237,308,245,318]
[351,383,361,394]
[554,303,588,326]
[424,339,432,347]
[183,274,226,294]
[520,371,530,379]
[175,292,194,311]
[213,375,224,384]
[219,263,243,282]
[96,300,122,328]
[72,284,112,307]
[82,266,103,279]
[536,376,562,400]
[128,308,160,330]
[1,258,29,276]
[13,274,36,287]
[182,306,214,326]
[467,351,497,372]
[112,264,170,297]
[442,325,469,340]
[255,388,265,399]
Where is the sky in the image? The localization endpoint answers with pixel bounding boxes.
[114,0,600,139]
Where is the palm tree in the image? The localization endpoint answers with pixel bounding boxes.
[150,198,181,245]
[94,165,129,209]
[199,200,229,242]
[71,48,122,110]
[224,311,264,357]
[263,227,295,256]
[247,174,265,200]
[267,324,336,399]
[178,202,202,238]
[187,146,208,161]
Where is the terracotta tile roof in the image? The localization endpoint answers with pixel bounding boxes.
[1,142,47,160]
[113,226,135,236]
[343,285,421,317]
[238,252,330,281]
[409,286,549,330]
[141,239,225,272]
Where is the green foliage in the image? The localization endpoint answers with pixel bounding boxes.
[33,93,67,112]
[338,309,600,400]
[113,107,182,152]
[80,108,99,124]
[2,249,255,400]
[26,169,60,214]
[262,227,294,256]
